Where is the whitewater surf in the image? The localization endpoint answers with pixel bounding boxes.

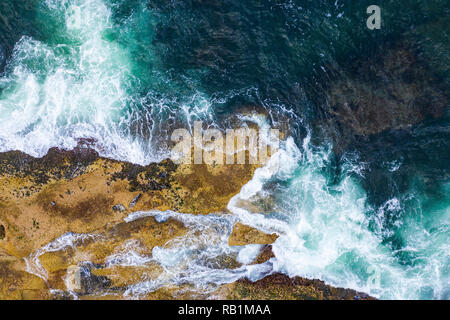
[0,0,448,300]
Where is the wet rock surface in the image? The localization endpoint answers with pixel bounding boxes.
[0,145,374,300]
[0,224,5,240]
[251,245,275,265]
[218,273,375,300]
[0,249,49,300]
[228,223,278,246]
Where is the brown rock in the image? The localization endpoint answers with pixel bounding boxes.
[251,245,276,265]
[0,118,375,300]
[0,250,49,300]
[216,273,375,300]
[0,147,259,257]
[228,223,278,246]
[91,264,163,288]
[39,251,73,273]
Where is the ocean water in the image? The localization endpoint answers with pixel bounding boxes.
[1,0,449,299]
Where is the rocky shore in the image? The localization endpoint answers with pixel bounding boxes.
[2,38,445,301]
[0,146,372,300]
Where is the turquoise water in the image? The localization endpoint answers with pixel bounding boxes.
[1,0,449,299]
[228,136,449,299]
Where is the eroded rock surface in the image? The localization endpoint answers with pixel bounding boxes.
[216,273,375,300]
[0,147,257,257]
[228,223,278,246]
[0,142,373,300]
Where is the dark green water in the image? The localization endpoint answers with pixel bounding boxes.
[0,0,448,299]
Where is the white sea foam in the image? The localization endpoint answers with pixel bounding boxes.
[0,0,208,165]
[121,210,273,297]
[0,1,149,162]
[225,131,450,299]
[105,240,153,267]
[237,244,264,265]
[24,208,274,298]
[25,150,448,299]
[5,0,448,300]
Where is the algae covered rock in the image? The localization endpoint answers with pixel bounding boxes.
[228,223,278,246]
[217,273,375,300]
[0,146,259,257]
[0,140,374,300]
[250,244,275,265]
[0,249,49,300]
